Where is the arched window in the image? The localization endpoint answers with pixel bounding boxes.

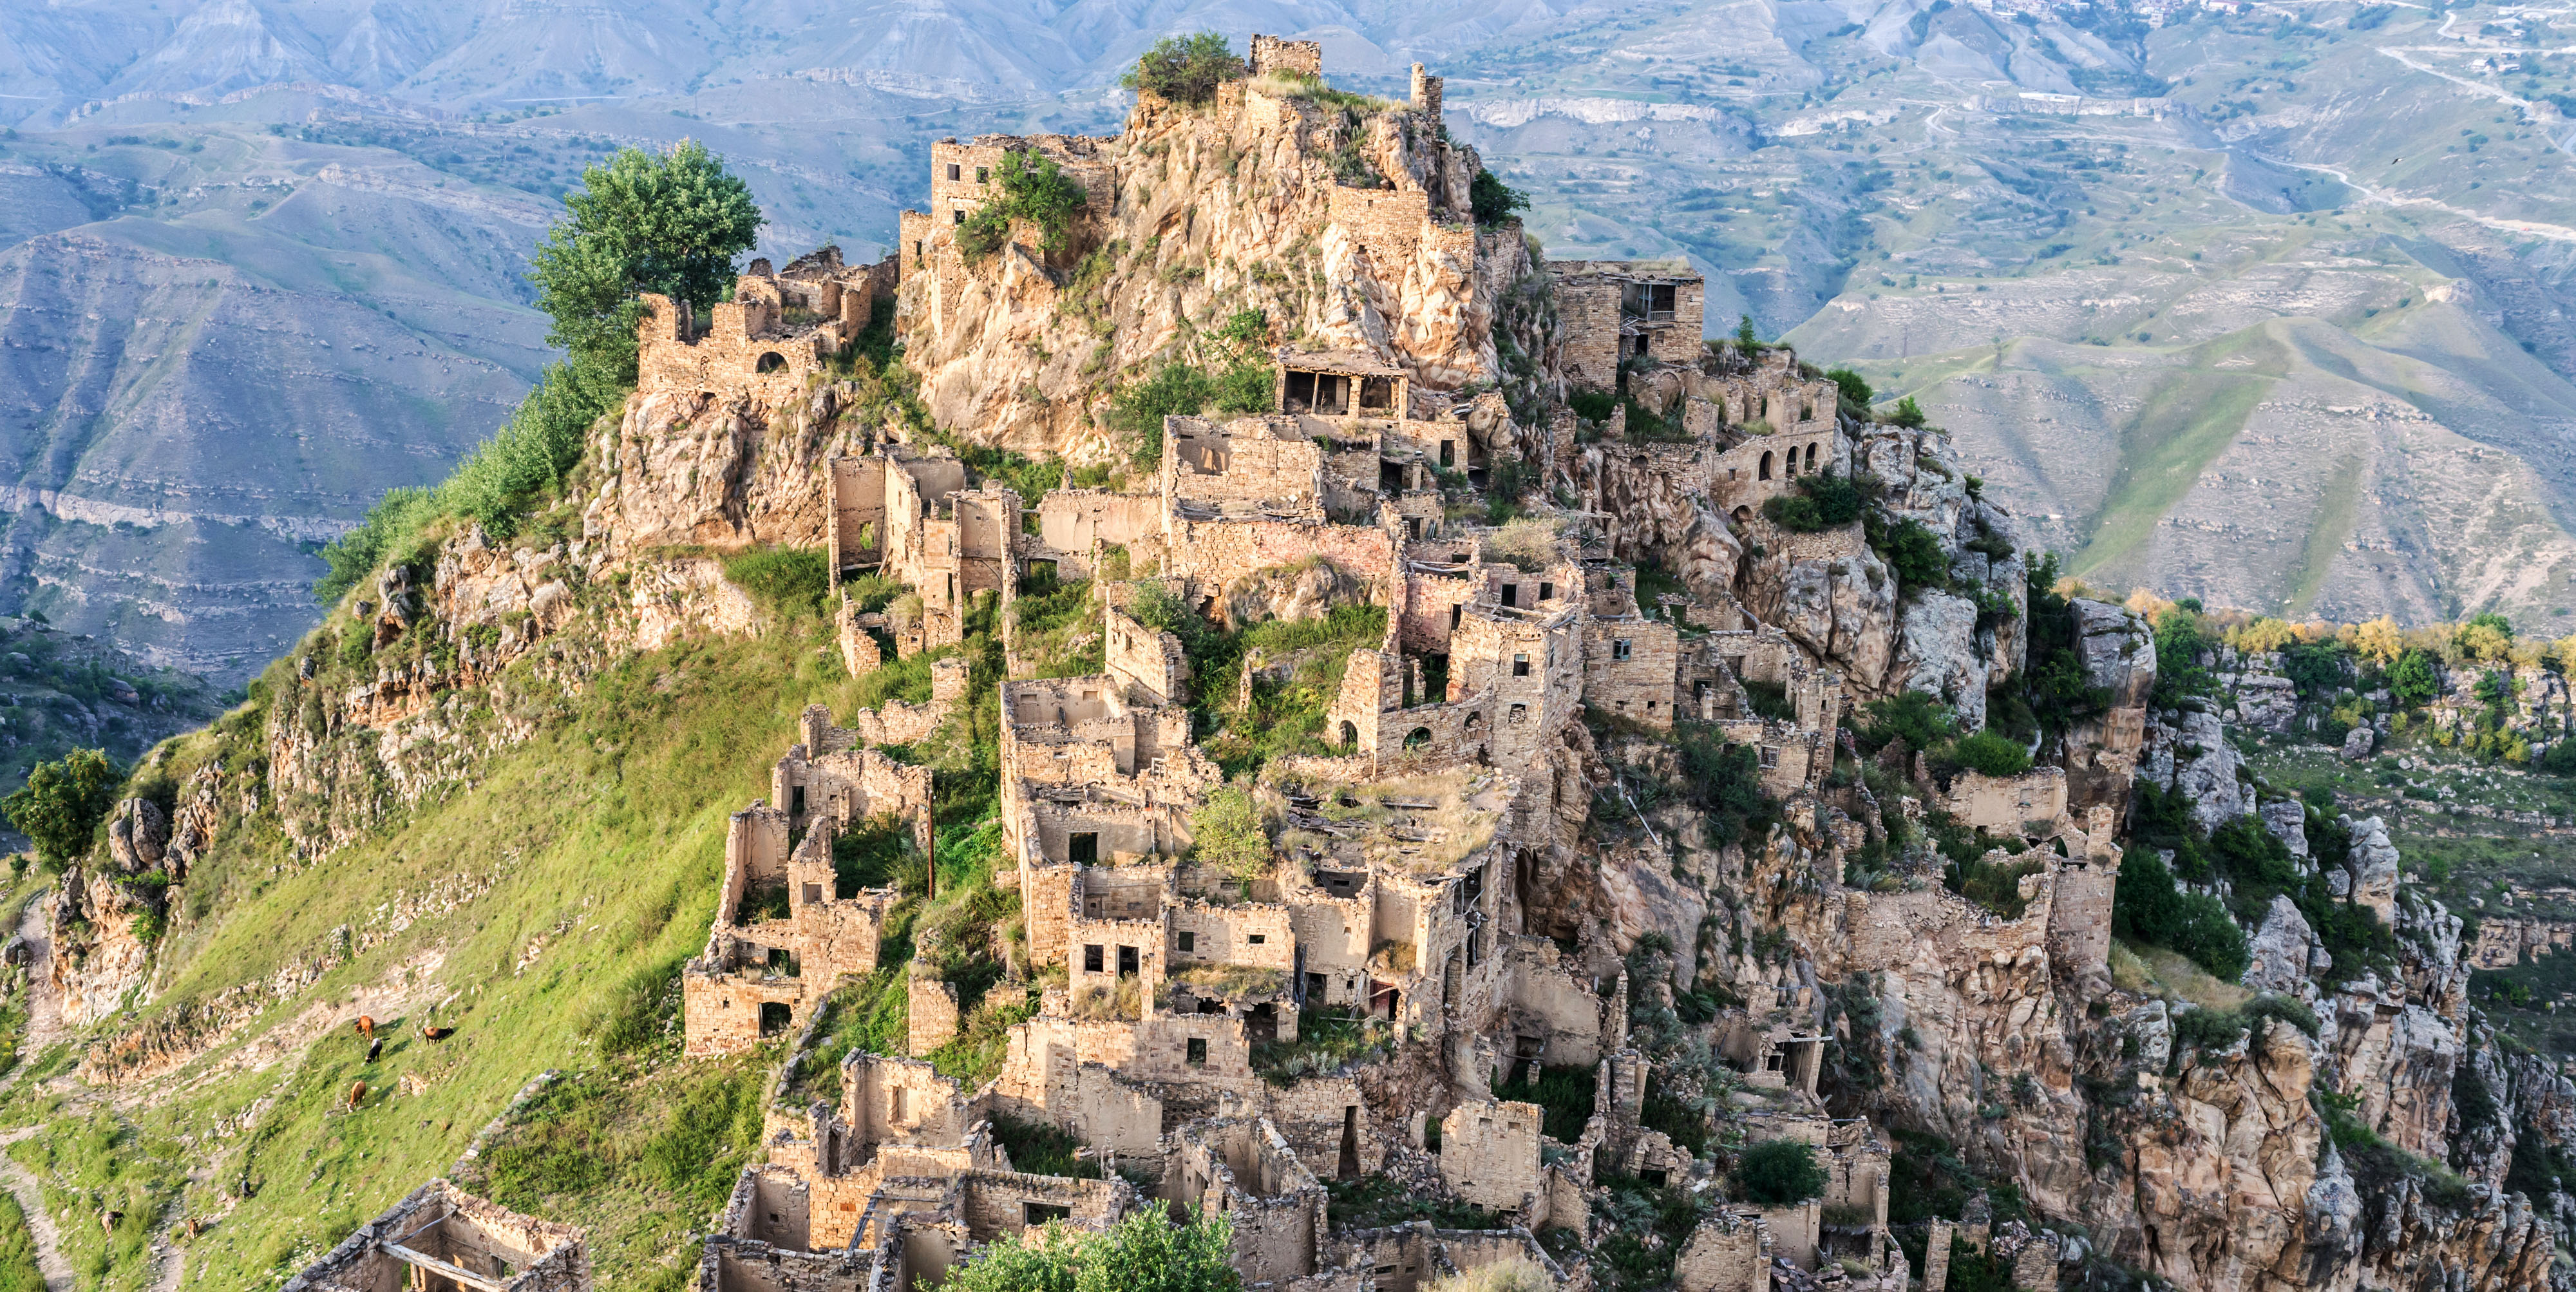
[1463,712,1483,737]
[1405,727,1434,750]
[1758,451,1773,481]
[1806,442,1819,471]
[1732,506,1754,526]
[755,351,788,374]
[1340,721,1358,748]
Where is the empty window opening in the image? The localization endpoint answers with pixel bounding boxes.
[1084,944,1104,973]
[1307,971,1328,1000]
[1340,721,1359,748]
[1759,451,1773,480]
[756,351,788,374]
[1177,931,1196,954]
[802,882,822,905]
[1359,375,1394,410]
[1501,583,1518,608]
[759,1001,793,1036]
[1247,933,1266,945]
[1439,439,1455,467]
[1068,831,1098,865]
[1406,516,1422,540]
[1613,639,1631,661]
[1806,442,1819,471]
[1405,727,1434,750]
[1510,703,1528,723]
[1538,581,1553,601]
[1512,653,1530,678]
[1338,1106,1361,1179]
[952,209,964,224]
[1025,1202,1070,1227]
[891,1087,908,1119]
[1186,1038,1208,1066]
[1640,1168,1669,1188]
[1118,945,1140,976]
[976,166,990,184]
[946,163,961,182]
[1451,604,1463,630]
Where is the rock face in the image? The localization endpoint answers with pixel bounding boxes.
[2142,707,2245,832]
[1891,589,1987,728]
[2243,896,2319,995]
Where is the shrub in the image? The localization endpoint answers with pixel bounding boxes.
[1736,1140,1829,1205]
[1188,785,1271,882]
[2244,993,2320,1038]
[1121,33,1247,106]
[956,149,1089,262]
[1676,722,1776,850]
[1761,471,1865,531]
[2111,848,2249,981]
[2389,649,2440,708]
[1861,690,1953,753]
[1470,170,1530,225]
[1870,515,1949,592]
[1885,395,1926,428]
[939,1206,1240,1292]
[4,748,120,868]
[1823,368,1871,410]
[1951,730,2032,777]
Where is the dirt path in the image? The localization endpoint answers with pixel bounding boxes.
[0,1129,72,1292]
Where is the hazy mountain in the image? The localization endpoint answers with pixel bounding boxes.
[1,0,2571,678]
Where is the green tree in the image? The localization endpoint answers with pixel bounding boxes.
[1823,367,1872,410]
[1861,690,1954,753]
[1736,314,1760,348]
[1870,516,1949,593]
[528,140,765,379]
[1736,1140,1829,1205]
[2388,649,2441,708]
[1121,34,1247,106]
[1951,730,2032,777]
[958,150,1090,262]
[940,1208,1240,1292]
[1886,396,1927,428]
[5,748,120,868]
[1470,170,1530,225]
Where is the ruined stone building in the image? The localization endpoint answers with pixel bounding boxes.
[233,30,2546,1292]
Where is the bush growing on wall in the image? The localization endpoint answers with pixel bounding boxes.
[1121,33,1247,106]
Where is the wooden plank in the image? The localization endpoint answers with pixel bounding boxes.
[379,1243,508,1292]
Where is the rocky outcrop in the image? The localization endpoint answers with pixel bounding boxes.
[2244,896,2322,996]
[1890,589,1987,728]
[2141,707,2245,832]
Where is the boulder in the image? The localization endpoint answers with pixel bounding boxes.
[2341,725,2375,760]
[2343,815,2401,924]
[1220,557,1368,631]
[1892,589,1987,729]
[2259,799,2309,861]
[2072,598,2157,708]
[2242,895,2318,995]
[105,797,168,873]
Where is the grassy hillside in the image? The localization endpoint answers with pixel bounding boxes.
[0,591,886,1289]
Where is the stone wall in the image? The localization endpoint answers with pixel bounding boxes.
[1328,188,1476,280]
[1672,1211,1769,1292]
[635,287,844,406]
[1437,1099,1542,1211]
[1942,768,2067,836]
[1106,605,1190,707]
[1248,33,1323,77]
[1582,618,1680,728]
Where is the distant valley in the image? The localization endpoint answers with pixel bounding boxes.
[2,0,2573,679]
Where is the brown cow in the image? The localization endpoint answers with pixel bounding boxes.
[353,1015,375,1039]
[419,1024,454,1041]
[346,1080,366,1111]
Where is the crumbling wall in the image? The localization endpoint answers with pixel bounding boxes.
[1436,1100,1541,1211]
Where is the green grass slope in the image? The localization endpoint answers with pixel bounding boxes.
[1,602,880,1289]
